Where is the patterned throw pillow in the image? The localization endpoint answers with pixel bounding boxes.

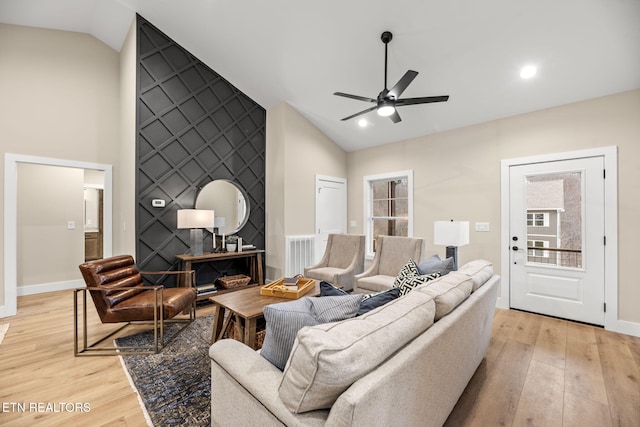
[393,259,441,296]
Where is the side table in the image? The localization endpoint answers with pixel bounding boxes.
[176,250,265,300]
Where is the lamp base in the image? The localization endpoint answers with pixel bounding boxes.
[189,229,204,256]
[445,246,459,271]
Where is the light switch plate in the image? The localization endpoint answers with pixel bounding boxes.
[350,220,357,228]
[67,221,76,230]
[475,222,490,232]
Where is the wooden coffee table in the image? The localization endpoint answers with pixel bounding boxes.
[209,282,319,349]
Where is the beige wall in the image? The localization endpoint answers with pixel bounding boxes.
[118,20,137,256]
[266,103,348,280]
[347,90,640,323]
[17,164,84,286]
[0,24,125,301]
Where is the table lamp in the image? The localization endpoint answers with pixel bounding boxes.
[177,209,215,256]
[434,220,469,270]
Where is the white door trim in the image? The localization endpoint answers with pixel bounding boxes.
[500,146,637,335]
[1,153,113,318]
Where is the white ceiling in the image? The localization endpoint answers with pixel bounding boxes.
[2,0,639,152]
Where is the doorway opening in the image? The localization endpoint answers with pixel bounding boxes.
[2,154,113,318]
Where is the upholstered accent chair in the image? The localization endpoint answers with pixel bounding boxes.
[353,235,423,294]
[303,234,365,292]
[75,254,197,356]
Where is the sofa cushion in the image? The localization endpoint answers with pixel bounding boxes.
[393,259,441,296]
[417,254,455,276]
[457,259,494,291]
[260,295,362,370]
[415,272,473,320]
[278,291,436,413]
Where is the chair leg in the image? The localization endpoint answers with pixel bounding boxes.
[73,288,196,357]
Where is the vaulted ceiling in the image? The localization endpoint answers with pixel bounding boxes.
[2,0,639,151]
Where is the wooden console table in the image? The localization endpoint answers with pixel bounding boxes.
[176,250,265,299]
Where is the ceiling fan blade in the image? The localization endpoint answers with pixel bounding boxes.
[389,109,402,123]
[395,95,449,106]
[334,92,377,103]
[340,106,378,121]
[388,70,418,99]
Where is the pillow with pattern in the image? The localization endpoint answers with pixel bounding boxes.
[393,259,441,296]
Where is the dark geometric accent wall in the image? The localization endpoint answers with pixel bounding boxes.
[135,15,266,276]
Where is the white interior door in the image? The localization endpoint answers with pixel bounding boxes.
[315,175,347,263]
[509,156,605,325]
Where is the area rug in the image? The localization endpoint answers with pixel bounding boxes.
[0,323,9,345]
[116,315,213,426]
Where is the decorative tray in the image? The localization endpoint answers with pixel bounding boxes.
[260,277,315,299]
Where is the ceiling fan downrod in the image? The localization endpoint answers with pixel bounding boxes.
[381,31,392,93]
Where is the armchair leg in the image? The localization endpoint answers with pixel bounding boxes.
[73,289,196,357]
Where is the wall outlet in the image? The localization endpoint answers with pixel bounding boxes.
[475,222,490,232]
[350,220,357,228]
[67,221,76,230]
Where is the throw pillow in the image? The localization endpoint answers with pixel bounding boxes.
[319,281,348,296]
[260,295,362,370]
[394,259,441,296]
[358,288,401,315]
[417,254,455,276]
[320,280,399,316]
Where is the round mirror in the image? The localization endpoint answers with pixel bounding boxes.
[195,180,249,235]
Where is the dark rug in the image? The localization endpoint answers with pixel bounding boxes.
[115,315,212,426]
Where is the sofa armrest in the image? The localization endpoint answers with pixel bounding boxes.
[209,339,328,427]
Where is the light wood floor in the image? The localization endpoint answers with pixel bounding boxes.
[1,291,639,427]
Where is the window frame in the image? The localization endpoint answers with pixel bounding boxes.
[363,170,414,259]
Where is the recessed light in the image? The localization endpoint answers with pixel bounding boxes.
[358,119,368,127]
[520,65,537,79]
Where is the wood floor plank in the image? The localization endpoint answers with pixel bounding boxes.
[563,391,613,427]
[513,359,565,427]
[595,328,640,427]
[532,315,567,370]
[509,310,543,346]
[565,321,609,405]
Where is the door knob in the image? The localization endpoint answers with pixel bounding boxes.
[512,236,518,241]
[512,246,519,251]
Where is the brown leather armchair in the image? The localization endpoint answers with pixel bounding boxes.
[75,254,197,356]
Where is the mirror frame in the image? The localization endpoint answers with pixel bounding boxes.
[195,179,250,235]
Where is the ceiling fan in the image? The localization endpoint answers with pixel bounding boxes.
[334,31,449,123]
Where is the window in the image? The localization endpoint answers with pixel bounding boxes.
[364,171,413,258]
[527,212,549,227]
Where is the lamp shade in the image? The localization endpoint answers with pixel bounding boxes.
[434,221,469,246]
[177,209,214,229]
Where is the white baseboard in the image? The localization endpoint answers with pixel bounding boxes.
[607,319,640,338]
[17,279,84,296]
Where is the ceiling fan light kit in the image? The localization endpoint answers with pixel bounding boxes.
[334,31,449,124]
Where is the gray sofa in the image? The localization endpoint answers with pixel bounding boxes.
[209,260,499,427]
